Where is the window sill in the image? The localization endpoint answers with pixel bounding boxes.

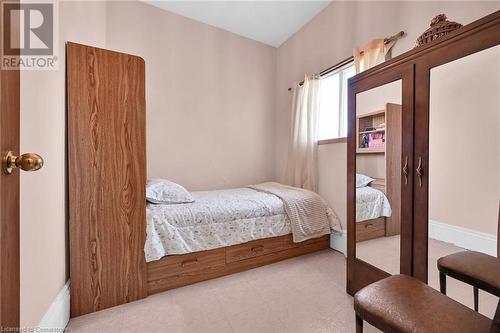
[317,137,347,145]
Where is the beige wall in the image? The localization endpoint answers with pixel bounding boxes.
[20,0,275,327]
[275,1,500,228]
[429,45,500,235]
[105,1,277,191]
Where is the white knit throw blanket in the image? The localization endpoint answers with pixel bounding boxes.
[248,182,341,242]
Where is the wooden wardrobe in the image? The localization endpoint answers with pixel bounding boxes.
[67,42,147,317]
[347,10,500,295]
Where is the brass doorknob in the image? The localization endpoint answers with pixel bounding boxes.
[2,151,44,174]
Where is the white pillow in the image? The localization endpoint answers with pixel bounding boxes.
[356,174,374,188]
[146,179,194,204]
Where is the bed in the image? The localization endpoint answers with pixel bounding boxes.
[146,182,341,294]
[145,188,291,261]
[355,184,392,242]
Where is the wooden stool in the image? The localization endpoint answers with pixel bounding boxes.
[438,251,500,311]
[354,275,494,333]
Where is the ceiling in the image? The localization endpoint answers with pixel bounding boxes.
[144,1,331,47]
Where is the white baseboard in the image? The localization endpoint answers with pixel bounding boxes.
[330,230,347,256]
[330,221,496,257]
[429,220,497,257]
[38,280,70,331]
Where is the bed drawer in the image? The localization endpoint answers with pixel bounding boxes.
[147,249,226,283]
[356,218,385,242]
[226,236,288,263]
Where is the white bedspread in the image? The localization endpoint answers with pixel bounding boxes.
[356,186,392,222]
[145,188,291,262]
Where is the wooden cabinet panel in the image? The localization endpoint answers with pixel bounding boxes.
[67,42,147,317]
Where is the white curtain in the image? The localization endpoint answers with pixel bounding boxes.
[353,39,396,73]
[284,75,321,192]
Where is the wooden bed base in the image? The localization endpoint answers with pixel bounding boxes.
[147,234,330,294]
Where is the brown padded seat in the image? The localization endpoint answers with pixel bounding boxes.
[438,251,500,296]
[354,275,492,333]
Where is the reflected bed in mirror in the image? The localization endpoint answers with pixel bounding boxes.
[428,44,500,318]
[355,80,402,275]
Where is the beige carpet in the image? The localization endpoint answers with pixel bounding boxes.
[67,241,498,333]
[357,235,401,275]
[67,249,380,333]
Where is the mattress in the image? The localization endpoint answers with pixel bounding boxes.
[144,188,291,262]
[356,186,392,222]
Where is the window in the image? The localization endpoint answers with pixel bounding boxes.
[318,62,355,141]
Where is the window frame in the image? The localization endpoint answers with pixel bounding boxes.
[317,137,347,145]
[317,61,355,145]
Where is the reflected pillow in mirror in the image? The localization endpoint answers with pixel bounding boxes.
[356,173,374,188]
[146,179,195,204]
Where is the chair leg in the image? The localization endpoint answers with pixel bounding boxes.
[439,271,446,294]
[356,314,363,333]
[474,286,479,312]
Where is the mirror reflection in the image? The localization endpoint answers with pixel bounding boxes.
[355,80,402,275]
[428,44,499,318]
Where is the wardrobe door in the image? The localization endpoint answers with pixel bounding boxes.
[347,64,414,295]
[67,42,147,317]
[420,44,500,318]
[408,11,500,317]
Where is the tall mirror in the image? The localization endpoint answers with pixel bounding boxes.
[428,44,500,317]
[355,80,402,275]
